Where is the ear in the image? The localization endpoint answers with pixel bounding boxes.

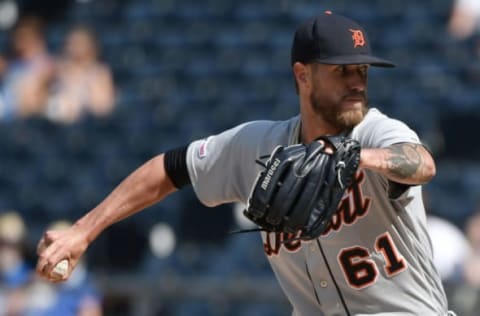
[293,62,309,88]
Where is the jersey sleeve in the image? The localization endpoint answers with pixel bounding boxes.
[352,109,421,148]
[186,122,266,207]
[352,109,424,200]
[186,119,296,207]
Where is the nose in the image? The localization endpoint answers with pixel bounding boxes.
[346,68,367,92]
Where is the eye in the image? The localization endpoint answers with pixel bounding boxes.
[335,65,347,74]
[358,65,369,76]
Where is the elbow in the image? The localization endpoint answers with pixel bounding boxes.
[424,163,436,182]
[422,156,436,183]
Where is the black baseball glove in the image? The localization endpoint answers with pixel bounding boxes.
[244,135,361,240]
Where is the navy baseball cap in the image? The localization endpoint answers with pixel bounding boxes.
[291,11,395,67]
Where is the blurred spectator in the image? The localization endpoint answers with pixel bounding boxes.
[424,191,471,283]
[427,214,470,283]
[0,55,8,76]
[46,25,115,124]
[446,210,480,316]
[0,15,55,120]
[24,220,102,316]
[462,211,480,287]
[448,0,480,40]
[0,211,32,316]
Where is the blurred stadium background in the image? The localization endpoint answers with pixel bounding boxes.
[0,0,479,315]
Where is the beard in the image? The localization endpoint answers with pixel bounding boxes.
[310,90,368,131]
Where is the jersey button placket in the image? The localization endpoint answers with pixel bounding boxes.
[305,240,344,315]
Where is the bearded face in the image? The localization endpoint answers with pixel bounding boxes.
[308,64,369,131]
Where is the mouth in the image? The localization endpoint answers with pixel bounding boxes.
[342,93,366,109]
[344,97,364,102]
[344,94,365,102]
[344,91,366,100]
[342,98,364,108]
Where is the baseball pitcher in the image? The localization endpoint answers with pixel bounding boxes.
[36,12,454,316]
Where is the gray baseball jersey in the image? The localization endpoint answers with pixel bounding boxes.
[186,108,448,316]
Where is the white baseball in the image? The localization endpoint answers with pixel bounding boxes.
[51,259,69,278]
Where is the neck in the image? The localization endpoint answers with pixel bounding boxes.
[299,100,343,143]
[22,48,45,61]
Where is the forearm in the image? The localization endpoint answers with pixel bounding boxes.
[360,143,436,185]
[74,154,176,243]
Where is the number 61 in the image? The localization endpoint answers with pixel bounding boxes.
[338,232,407,289]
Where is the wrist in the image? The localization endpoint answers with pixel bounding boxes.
[359,148,385,171]
[73,214,103,244]
[359,148,370,169]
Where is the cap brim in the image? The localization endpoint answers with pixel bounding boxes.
[316,54,395,67]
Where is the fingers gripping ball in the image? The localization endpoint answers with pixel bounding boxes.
[51,259,69,279]
[244,135,361,240]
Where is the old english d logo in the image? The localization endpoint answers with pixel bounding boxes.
[349,29,365,48]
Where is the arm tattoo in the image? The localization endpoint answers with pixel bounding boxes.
[386,143,423,179]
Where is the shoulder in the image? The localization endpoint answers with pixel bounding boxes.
[89,62,113,79]
[352,108,419,147]
[188,117,299,161]
[354,108,412,131]
[97,62,112,74]
[220,116,299,146]
[237,116,299,130]
[32,53,55,72]
[356,108,395,126]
